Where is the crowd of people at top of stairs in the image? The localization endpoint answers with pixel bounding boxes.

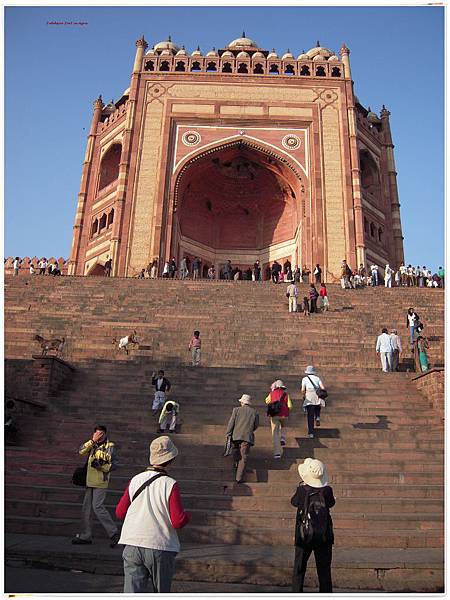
[375,307,430,374]
[339,260,445,289]
[10,257,64,276]
[7,255,444,289]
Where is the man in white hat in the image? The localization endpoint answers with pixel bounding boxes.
[265,380,293,459]
[225,394,259,483]
[291,458,335,593]
[115,436,191,593]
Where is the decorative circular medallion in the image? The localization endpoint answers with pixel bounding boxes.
[282,134,301,151]
[182,131,201,146]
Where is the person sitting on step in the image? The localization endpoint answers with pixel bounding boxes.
[158,401,179,434]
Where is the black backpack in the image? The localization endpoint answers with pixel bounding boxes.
[267,392,286,417]
[295,488,329,545]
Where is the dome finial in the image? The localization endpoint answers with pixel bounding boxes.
[242,30,246,37]
[316,40,320,47]
[196,44,200,51]
[168,35,172,42]
[368,106,371,112]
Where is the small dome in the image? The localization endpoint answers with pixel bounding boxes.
[206,48,218,57]
[281,50,294,60]
[328,55,339,62]
[313,54,326,62]
[306,43,334,60]
[122,87,130,97]
[160,48,172,56]
[297,52,309,61]
[154,38,180,53]
[221,50,234,58]
[228,32,258,49]
[252,51,265,60]
[367,110,381,124]
[145,47,156,56]
[175,47,187,56]
[236,51,250,59]
[191,46,202,57]
[267,49,278,59]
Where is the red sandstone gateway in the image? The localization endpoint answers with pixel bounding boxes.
[68,34,404,281]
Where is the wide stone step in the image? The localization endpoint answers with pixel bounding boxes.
[4,533,444,592]
[4,515,443,549]
[5,486,443,514]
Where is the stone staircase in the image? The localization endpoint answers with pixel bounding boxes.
[4,276,445,592]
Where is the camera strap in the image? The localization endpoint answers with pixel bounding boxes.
[131,472,167,503]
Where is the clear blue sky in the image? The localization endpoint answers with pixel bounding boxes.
[4,6,445,269]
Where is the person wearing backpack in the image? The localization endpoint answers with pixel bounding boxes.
[115,436,191,593]
[301,366,327,438]
[264,380,292,459]
[291,458,335,592]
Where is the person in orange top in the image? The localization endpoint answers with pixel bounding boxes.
[188,330,201,366]
[264,380,293,459]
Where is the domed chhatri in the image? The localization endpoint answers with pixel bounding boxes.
[69,33,405,281]
[154,36,180,53]
[306,41,334,60]
[228,31,259,49]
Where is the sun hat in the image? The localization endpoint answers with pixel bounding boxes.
[149,436,179,466]
[273,379,286,389]
[305,366,316,375]
[298,458,329,488]
[238,394,252,405]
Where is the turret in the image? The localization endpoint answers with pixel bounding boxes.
[133,35,148,73]
[339,43,351,79]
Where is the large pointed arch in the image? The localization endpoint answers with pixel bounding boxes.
[160,137,311,274]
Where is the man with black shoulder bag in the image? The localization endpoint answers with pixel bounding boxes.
[115,436,191,593]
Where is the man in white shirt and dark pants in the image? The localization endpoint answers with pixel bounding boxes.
[376,328,394,372]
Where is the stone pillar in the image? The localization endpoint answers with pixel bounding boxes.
[68,96,104,275]
[340,43,352,79]
[381,105,404,268]
[340,43,366,269]
[110,36,148,277]
[31,356,74,405]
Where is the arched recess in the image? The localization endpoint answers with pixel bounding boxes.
[98,143,122,191]
[85,259,106,276]
[162,138,313,273]
[359,149,381,206]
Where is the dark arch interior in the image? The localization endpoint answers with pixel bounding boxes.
[177,145,300,252]
[99,144,122,190]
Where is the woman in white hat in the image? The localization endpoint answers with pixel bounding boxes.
[264,380,293,459]
[301,366,326,438]
[291,458,335,592]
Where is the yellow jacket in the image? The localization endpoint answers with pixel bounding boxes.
[79,438,116,489]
